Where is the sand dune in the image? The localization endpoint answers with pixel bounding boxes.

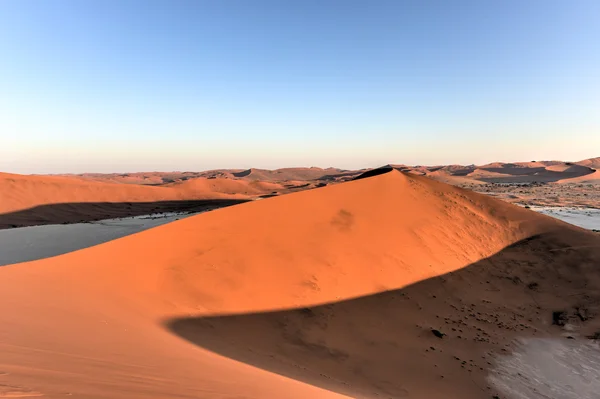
[59,170,245,185]
[576,157,600,169]
[205,167,351,182]
[402,160,598,185]
[168,177,284,196]
[2,170,599,398]
[0,173,280,228]
[0,173,241,214]
[451,163,594,183]
[426,169,487,186]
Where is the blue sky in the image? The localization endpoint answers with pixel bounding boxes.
[1,0,599,173]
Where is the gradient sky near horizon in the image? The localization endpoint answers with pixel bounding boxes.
[1,0,599,173]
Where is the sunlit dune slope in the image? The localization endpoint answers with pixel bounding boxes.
[0,170,595,399]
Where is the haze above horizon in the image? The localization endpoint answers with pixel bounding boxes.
[1,0,599,174]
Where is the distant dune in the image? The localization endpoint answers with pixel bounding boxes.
[1,170,599,398]
[60,167,351,185]
[413,158,597,184]
[459,164,593,183]
[49,157,600,188]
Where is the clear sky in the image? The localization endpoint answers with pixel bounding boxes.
[1,0,599,173]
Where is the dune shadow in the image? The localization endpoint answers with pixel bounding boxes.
[352,166,398,181]
[232,169,253,178]
[166,231,600,398]
[0,199,248,230]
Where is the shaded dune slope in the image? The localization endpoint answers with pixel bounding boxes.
[0,171,598,398]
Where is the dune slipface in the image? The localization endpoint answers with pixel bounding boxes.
[1,170,599,398]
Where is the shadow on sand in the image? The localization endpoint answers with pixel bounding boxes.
[0,199,248,229]
[166,231,600,399]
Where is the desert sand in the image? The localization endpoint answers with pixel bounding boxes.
[1,170,600,398]
[0,173,289,228]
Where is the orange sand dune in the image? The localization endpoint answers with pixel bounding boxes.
[456,162,594,183]
[397,159,600,185]
[230,167,348,181]
[61,170,250,185]
[434,164,476,174]
[65,172,181,185]
[419,160,600,185]
[169,177,284,196]
[0,173,229,213]
[0,173,280,218]
[576,156,600,169]
[427,170,487,186]
[2,171,599,398]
